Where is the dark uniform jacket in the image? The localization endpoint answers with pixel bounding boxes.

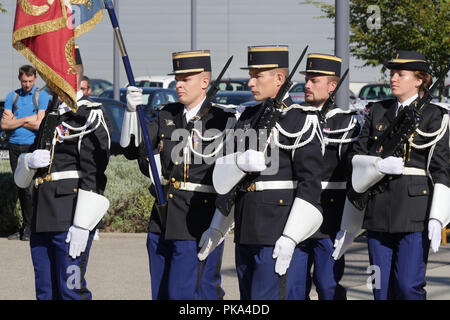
[124,102,235,241]
[313,106,360,239]
[233,97,324,246]
[352,98,449,233]
[32,97,111,232]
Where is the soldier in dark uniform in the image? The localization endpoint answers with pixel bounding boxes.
[294,54,361,300]
[121,50,236,300]
[14,47,111,300]
[333,50,449,299]
[200,45,325,300]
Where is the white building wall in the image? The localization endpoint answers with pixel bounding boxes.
[0,0,386,99]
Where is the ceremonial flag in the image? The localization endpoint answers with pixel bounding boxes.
[12,1,104,113]
[71,0,104,38]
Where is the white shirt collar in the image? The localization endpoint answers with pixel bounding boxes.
[397,93,418,109]
[183,97,205,123]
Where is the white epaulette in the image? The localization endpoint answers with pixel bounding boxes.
[211,103,238,114]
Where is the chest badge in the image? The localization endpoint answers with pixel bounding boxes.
[375,122,387,131]
[165,119,175,126]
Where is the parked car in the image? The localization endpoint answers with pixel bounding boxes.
[100,87,178,122]
[125,76,176,90]
[358,84,394,101]
[289,82,306,103]
[216,78,250,91]
[212,91,255,106]
[89,78,113,96]
[42,79,113,97]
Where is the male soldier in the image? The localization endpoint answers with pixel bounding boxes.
[299,54,360,300]
[121,50,236,300]
[199,45,324,300]
[14,47,111,300]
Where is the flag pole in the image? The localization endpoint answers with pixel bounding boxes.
[102,0,166,207]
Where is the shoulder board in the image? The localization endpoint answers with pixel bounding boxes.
[211,103,237,114]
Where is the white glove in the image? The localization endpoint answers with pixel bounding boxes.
[428,218,442,253]
[272,235,296,276]
[332,230,355,260]
[376,156,403,175]
[126,86,143,112]
[27,149,50,169]
[198,228,223,261]
[236,149,266,172]
[65,225,90,259]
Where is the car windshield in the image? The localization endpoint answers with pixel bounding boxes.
[290,83,305,93]
[213,93,253,105]
[217,80,249,91]
[135,80,163,88]
[359,85,394,100]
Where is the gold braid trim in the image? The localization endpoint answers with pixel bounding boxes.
[71,0,92,9]
[13,40,78,113]
[19,0,51,16]
[12,0,68,44]
[74,9,103,38]
[65,37,76,74]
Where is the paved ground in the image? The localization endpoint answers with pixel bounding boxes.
[1,233,449,300]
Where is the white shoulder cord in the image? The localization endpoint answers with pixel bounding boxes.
[187,117,236,159]
[408,113,449,181]
[55,109,111,152]
[411,113,449,149]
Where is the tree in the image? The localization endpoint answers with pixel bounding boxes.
[303,0,449,97]
[0,3,5,13]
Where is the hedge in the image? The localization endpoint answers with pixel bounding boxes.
[0,155,154,234]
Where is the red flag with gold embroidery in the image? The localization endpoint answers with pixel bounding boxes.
[13,0,78,112]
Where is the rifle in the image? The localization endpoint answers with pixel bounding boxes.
[370,63,450,158]
[216,46,309,216]
[348,62,450,210]
[317,68,349,123]
[34,93,59,185]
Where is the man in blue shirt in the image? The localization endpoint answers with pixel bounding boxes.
[1,65,49,241]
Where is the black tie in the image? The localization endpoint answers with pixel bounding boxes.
[182,114,188,128]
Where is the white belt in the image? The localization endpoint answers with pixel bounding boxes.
[402,167,427,176]
[162,179,216,193]
[321,181,347,190]
[246,180,297,192]
[34,170,83,187]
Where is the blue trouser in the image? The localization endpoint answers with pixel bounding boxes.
[146,232,225,300]
[235,244,309,300]
[367,231,430,300]
[30,231,95,300]
[303,238,347,300]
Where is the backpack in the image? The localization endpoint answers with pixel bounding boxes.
[12,88,41,114]
[2,88,42,140]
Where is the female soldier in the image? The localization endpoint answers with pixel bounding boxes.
[334,50,449,300]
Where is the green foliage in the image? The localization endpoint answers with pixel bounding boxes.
[0,3,5,13]
[302,0,450,83]
[0,160,22,234]
[0,155,155,234]
[102,155,154,232]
